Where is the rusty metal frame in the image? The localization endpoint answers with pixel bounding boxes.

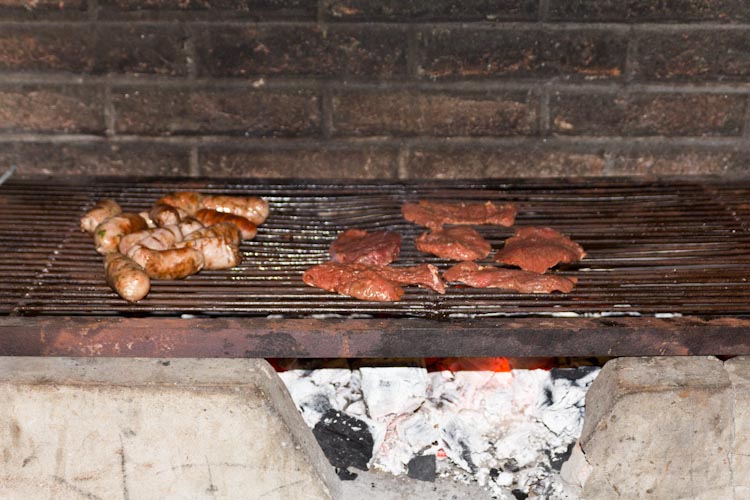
[2,316,750,358]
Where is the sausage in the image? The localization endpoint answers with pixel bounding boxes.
[138,211,157,228]
[155,191,204,215]
[104,253,150,302]
[149,203,188,227]
[118,229,152,255]
[185,222,241,246]
[194,209,257,240]
[127,245,204,280]
[177,217,204,239]
[80,199,121,234]
[94,213,148,255]
[199,195,269,225]
[177,237,241,270]
[137,226,183,251]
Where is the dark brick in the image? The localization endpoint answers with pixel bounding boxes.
[199,145,398,178]
[635,31,750,81]
[0,85,105,134]
[417,28,626,80]
[0,26,94,73]
[112,87,320,136]
[605,149,747,176]
[406,146,606,178]
[551,92,746,137]
[0,0,87,19]
[549,0,749,22]
[332,89,537,136]
[98,0,316,19]
[0,142,191,176]
[196,25,407,79]
[324,0,537,21]
[94,25,188,76]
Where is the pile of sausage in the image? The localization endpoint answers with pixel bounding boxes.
[80,192,269,302]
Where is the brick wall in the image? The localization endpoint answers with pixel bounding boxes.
[1,0,749,178]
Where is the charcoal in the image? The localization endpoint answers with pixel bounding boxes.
[312,409,373,473]
[406,455,436,482]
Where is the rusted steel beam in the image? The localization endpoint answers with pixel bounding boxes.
[2,316,750,358]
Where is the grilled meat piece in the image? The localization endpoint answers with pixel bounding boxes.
[379,264,446,294]
[94,213,148,255]
[177,237,241,270]
[177,217,205,238]
[415,226,491,261]
[80,199,122,234]
[150,203,188,227]
[444,262,577,294]
[303,262,405,302]
[329,229,401,266]
[184,222,241,247]
[138,211,157,228]
[127,245,204,280]
[156,191,204,216]
[200,195,269,225]
[402,200,517,230]
[104,253,150,302]
[494,227,586,273]
[195,209,257,240]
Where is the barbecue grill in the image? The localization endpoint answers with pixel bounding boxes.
[2,175,750,358]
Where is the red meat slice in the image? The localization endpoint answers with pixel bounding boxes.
[494,227,586,273]
[303,262,404,302]
[303,262,446,301]
[379,264,446,294]
[329,229,401,266]
[402,200,517,230]
[444,262,577,294]
[415,226,491,261]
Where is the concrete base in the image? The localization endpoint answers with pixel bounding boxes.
[0,357,340,500]
[565,356,750,500]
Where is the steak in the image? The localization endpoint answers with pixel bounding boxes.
[329,229,401,266]
[494,227,586,273]
[379,264,446,294]
[302,262,446,301]
[303,262,404,302]
[443,262,577,294]
[402,200,517,230]
[415,226,491,261]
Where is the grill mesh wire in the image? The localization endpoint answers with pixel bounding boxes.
[1,176,749,318]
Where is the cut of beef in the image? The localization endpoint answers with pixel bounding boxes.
[402,200,517,230]
[443,262,577,294]
[415,226,491,261]
[329,229,401,266]
[379,264,446,294]
[303,262,405,302]
[302,262,446,301]
[494,227,586,273]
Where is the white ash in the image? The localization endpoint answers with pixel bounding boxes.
[280,363,600,499]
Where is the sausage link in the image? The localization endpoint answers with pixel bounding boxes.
[194,209,257,240]
[81,199,121,234]
[199,195,269,225]
[150,203,188,227]
[128,245,204,280]
[94,213,148,254]
[178,237,241,270]
[155,192,204,215]
[104,253,150,302]
[185,222,241,246]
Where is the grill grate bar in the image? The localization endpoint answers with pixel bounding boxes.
[1,176,749,319]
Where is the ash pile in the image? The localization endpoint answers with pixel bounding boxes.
[278,359,600,499]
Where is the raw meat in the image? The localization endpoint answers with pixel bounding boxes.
[402,200,517,230]
[494,227,586,273]
[415,226,491,261]
[444,262,577,294]
[330,229,401,266]
[379,264,446,294]
[303,262,405,302]
[303,262,446,301]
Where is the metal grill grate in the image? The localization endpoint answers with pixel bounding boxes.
[2,176,749,319]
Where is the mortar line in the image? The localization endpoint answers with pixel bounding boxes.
[744,94,750,138]
[103,79,116,137]
[87,0,97,21]
[316,0,325,24]
[184,26,198,80]
[624,27,638,83]
[406,25,419,80]
[189,147,200,176]
[321,85,334,139]
[539,84,551,136]
[537,0,550,21]
[397,144,410,179]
